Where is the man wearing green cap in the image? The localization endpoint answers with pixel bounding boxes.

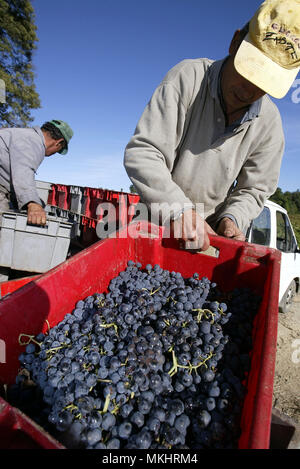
[0,120,73,225]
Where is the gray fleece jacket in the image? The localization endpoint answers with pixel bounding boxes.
[0,126,46,209]
[124,58,285,233]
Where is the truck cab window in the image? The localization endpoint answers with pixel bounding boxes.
[250,207,271,246]
[276,211,296,252]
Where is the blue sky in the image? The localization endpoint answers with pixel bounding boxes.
[30,0,300,192]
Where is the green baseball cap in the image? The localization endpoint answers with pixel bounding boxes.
[49,119,74,155]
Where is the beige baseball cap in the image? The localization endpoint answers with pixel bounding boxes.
[234,0,300,99]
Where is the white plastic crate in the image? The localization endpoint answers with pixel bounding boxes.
[45,205,81,238]
[0,212,73,273]
[69,185,84,214]
[35,180,53,206]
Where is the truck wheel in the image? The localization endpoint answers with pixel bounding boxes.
[279,280,297,314]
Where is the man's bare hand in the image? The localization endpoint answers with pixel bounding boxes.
[170,208,217,251]
[217,217,245,241]
[27,202,47,226]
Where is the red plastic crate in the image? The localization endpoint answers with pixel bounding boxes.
[46,184,56,206]
[0,221,281,449]
[80,215,99,246]
[79,190,131,246]
[53,184,70,210]
[89,189,103,219]
[0,397,64,449]
[0,275,40,299]
[82,187,103,219]
[127,193,141,224]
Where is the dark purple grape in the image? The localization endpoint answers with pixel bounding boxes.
[13,262,260,450]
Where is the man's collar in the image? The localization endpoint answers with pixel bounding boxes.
[33,126,46,149]
[208,58,227,100]
[243,98,261,121]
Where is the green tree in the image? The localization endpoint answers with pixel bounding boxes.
[129,184,137,193]
[269,187,285,207]
[0,0,40,127]
[270,188,300,215]
[292,190,300,212]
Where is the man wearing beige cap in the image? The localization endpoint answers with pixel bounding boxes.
[124,0,300,250]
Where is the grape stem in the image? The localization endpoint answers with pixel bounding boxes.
[99,322,118,335]
[102,393,111,413]
[168,349,214,377]
[150,287,160,295]
[18,333,42,348]
[192,308,216,324]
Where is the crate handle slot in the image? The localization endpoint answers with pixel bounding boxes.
[27,222,49,228]
[183,243,220,258]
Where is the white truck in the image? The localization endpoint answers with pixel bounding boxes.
[246,199,300,313]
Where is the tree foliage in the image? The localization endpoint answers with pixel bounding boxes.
[0,0,40,127]
[270,188,300,214]
[129,184,137,194]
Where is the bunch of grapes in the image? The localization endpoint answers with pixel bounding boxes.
[8,261,260,449]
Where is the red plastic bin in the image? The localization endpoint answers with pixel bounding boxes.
[79,190,131,246]
[81,187,106,219]
[46,184,56,207]
[0,397,64,449]
[80,215,99,246]
[53,184,70,210]
[0,221,281,449]
[0,275,40,299]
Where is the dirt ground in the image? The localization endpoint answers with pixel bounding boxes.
[272,293,300,424]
